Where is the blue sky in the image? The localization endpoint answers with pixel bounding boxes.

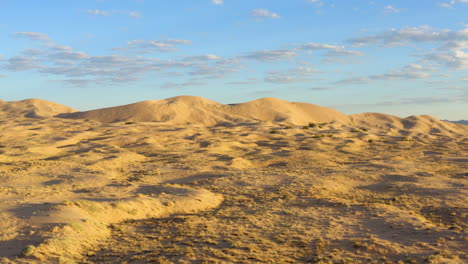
[1,0,467,119]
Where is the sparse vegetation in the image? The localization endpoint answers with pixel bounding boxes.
[270,130,280,134]
[19,245,36,258]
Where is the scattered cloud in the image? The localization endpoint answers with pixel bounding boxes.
[336,64,433,85]
[301,42,364,62]
[424,50,468,70]
[307,0,324,7]
[309,86,334,91]
[348,26,468,70]
[265,67,320,84]
[5,56,42,71]
[14,32,51,42]
[383,5,401,13]
[439,0,468,8]
[348,26,468,47]
[86,9,142,18]
[241,49,296,62]
[114,39,192,53]
[250,9,280,19]
[301,43,341,50]
[87,9,110,16]
[161,81,206,89]
[212,0,223,5]
[128,11,142,18]
[183,54,222,61]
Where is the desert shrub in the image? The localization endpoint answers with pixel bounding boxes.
[270,130,280,134]
[308,123,317,128]
[350,128,362,133]
[284,126,293,129]
[124,121,136,125]
[19,245,36,258]
[302,126,309,130]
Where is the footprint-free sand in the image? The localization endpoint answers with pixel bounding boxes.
[0,96,466,263]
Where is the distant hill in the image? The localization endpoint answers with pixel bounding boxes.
[1,96,466,137]
[444,120,468,125]
[0,99,76,118]
[57,96,350,125]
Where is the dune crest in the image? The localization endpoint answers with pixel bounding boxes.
[57,95,350,125]
[350,112,467,136]
[0,99,76,118]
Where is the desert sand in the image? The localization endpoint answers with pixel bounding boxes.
[0,96,466,263]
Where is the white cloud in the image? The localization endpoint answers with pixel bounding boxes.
[212,0,223,5]
[183,54,222,61]
[336,64,433,84]
[424,50,468,70]
[14,32,50,42]
[265,67,320,83]
[302,43,341,50]
[241,50,296,61]
[87,9,110,16]
[114,39,192,53]
[87,9,142,18]
[348,26,468,70]
[383,5,401,13]
[301,42,364,62]
[161,81,206,89]
[250,9,280,19]
[1,35,242,86]
[348,26,468,47]
[128,11,142,18]
[440,0,468,8]
[307,0,324,7]
[5,56,42,71]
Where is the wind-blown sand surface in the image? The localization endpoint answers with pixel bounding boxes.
[0,96,467,263]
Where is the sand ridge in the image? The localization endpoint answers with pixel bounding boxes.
[0,99,76,118]
[0,96,466,263]
[58,96,351,126]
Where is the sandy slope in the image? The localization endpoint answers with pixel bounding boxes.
[0,99,76,118]
[0,97,467,263]
[58,96,350,125]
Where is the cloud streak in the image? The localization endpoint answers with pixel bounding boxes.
[250,9,280,19]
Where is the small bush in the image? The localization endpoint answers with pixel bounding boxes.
[350,128,362,133]
[308,123,317,128]
[284,126,293,129]
[124,121,136,125]
[270,130,280,134]
[19,245,36,258]
[401,137,413,141]
[302,126,309,130]
[368,139,374,143]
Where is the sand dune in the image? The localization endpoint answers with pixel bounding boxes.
[0,99,76,118]
[58,96,350,126]
[0,96,467,263]
[52,95,468,137]
[350,112,467,137]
